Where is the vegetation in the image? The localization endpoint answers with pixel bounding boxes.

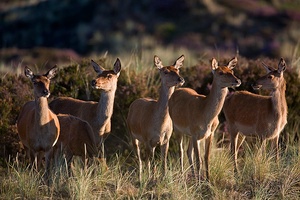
[0,49,300,198]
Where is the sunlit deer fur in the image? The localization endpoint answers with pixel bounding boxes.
[17,66,60,181]
[49,58,121,161]
[127,55,185,182]
[169,57,241,181]
[223,58,288,173]
[53,114,98,167]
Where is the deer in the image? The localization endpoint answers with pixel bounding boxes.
[53,114,98,168]
[17,65,60,181]
[127,55,185,182]
[223,58,288,174]
[49,58,121,163]
[169,57,241,182]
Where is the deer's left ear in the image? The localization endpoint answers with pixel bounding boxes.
[25,66,34,79]
[174,55,184,69]
[46,65,58,80]
[278,58,286,74]
[228,57,238,69]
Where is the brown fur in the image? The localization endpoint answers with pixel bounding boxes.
[53,114,98,163]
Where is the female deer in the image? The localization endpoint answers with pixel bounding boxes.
[169,57,241,181]
[127,55,185,182]
[17,66,60,181]
[223,58,288,173]
[49,58,121,161]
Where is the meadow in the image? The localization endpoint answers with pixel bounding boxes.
[0,45,300,199]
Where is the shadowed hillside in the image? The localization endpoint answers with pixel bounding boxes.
[1,0,300,62]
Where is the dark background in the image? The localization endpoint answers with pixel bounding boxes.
[1,0,300,66]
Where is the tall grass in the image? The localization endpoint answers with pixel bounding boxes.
[2,142,300,199]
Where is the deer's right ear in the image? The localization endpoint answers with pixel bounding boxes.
[113,58,122,76]
[211,58,218,71]
[154,55,163,69]
[261,62,273,73]
[91,60,104,74]
[24,66,34,79]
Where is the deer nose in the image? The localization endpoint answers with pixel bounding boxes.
[178,77,185,83]
[43,89,49,96]
[91,80,96,86]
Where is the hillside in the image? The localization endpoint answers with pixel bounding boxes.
[1,0,300,66]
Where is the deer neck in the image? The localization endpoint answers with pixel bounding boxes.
[205,81,228,120]
[35,97,51,126]
[271,79,287,123]
[96,88,116,126]
[156,84,174,120]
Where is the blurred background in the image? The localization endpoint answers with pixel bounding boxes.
[1,0,300,68]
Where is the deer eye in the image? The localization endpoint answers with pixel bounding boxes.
[268,75,273,79]
[107,74,112,79]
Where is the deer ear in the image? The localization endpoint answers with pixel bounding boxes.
[91,60,105,74]
[261,62,273,73]
[154,55,163,69]
[113,58,121,76]
[228,57,238,69]
[46,65,58,80]
[24,66,34,79]
[211,58,218,71]
[278,58,286,73]
[174,55,184,69]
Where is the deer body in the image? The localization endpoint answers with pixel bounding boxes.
[17,66,60,180]
[127,55,185,181]
[54,114,98,163]
[223,58,287,173]
[169,58,241,181]
[49,59,121,157]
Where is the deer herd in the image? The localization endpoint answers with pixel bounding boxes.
[16,55,288,184]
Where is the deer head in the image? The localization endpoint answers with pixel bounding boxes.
[91,58,121,91]
[25,66,58,98]
[154,55,185,88]
[252,58,287,90]
[211,57,241,88]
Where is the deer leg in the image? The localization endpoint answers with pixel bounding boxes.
[204,132,213,181]
[193,137,201,183]
[177,133,184,173]
[236,134,245,153]
[99,136,106,162]
[145,144,155,180]
[44,150,52,185]
[160,141,169,176]
[187,138,195,178]
[230,130,239,174]
[132,139,142,182]
[271,136,280,161]
[260,138,267,158]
